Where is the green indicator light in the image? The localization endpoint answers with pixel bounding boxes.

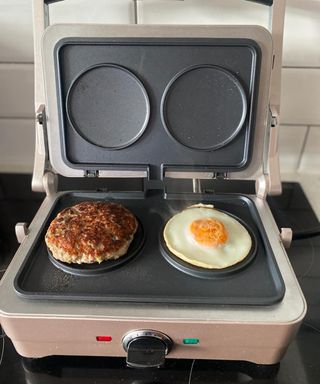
[183,338,200,345]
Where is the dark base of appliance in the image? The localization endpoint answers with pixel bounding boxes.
[21,353,280,381]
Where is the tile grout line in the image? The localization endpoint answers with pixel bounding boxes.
[280,122,320,127]
[282,66,320,70]
[296,125,311,171]
[1,118,318,126]
[1,64,319,69]
[0,117,34,121]
[0,62,33,66]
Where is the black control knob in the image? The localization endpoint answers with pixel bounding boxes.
[122,330,173,369]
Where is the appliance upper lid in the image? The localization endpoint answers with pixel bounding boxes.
[42,24,273,180]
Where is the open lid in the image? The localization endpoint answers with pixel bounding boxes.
[42,24,273,181]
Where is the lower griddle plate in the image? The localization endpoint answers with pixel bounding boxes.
[14,191,285,305]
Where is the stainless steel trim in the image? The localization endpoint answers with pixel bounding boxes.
[32,104,48,192]
[98,170,148,178]
[15,223,29,244]
[280,227,293,249]
[192,179,202,193]
[165,171,215,179]
[164,171,229,180]
[32,1,50,191]
[269,0,286,117]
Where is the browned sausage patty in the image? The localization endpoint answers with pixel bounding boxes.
[45,201,138,264]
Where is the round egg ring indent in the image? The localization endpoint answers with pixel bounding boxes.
[160,211,257,279]
[161,65,248,151]
[66,64,150,150]
[47,221,145,277]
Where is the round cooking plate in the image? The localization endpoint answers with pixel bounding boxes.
[66,64,150,149]
[161,65,247,151]
[48,222,145,276]
[160,213,257,279]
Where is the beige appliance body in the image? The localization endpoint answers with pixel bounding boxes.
[0,0,306,367]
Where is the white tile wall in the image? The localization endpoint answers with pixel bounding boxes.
[49,0,133,24]
[299,126,320,173]
[278,125,308,173]
[0,0,319,176]
[280,68,320,126]
[136,0,269,25]
[0,1,33,63]
[0,64,34,118]
[284,0,320,67]
[0,119,35,173]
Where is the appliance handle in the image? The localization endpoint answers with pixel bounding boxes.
[44,0,63,4]
[246,0,273,5]
[43,0,273,5]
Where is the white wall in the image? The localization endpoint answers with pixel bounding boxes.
[0,0,319,174]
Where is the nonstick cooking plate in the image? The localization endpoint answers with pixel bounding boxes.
[66,64,150,149]
[161,65,247,151]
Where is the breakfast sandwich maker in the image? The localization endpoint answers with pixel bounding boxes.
[0,0,306,368]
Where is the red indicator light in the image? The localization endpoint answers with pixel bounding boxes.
[96,336,112,342]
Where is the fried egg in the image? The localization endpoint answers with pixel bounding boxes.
[163,204,252,269]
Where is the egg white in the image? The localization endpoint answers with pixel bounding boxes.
[163,205,252,269]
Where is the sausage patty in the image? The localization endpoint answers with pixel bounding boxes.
[45,201,138,264]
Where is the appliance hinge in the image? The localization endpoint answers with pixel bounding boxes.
[84,170,99,178]
[197,172,229,194]
[213,172,229,180]
[15,222,29,244]
[258,106,282,199]
[271,111,278,128]
[43,171,58,196]
[163,170,229,196]
[255,174,269,199]
[280,227,293,249]
[267,106,282,196]
[32,104,58,196]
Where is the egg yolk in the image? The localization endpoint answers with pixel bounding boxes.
[189,218,228,247]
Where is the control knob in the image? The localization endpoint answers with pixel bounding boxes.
[122,330,173,368]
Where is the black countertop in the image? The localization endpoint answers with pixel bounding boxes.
[0,174,319,384]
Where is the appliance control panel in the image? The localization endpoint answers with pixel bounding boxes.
[122,330,173,368]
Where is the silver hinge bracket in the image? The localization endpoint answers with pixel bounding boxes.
[15,223,29,244]
[271,112,278,128]
[32,104,58,195]
[255,174,269,199]
[257,106,282,199]
[164,170,229,195]
[280,227,293,249]
[192,173,229,194]
[37,109,45,125]
[267,106,282,196]
[84,170,99,178]
[213,172,229,180]
[43,171,58,196]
